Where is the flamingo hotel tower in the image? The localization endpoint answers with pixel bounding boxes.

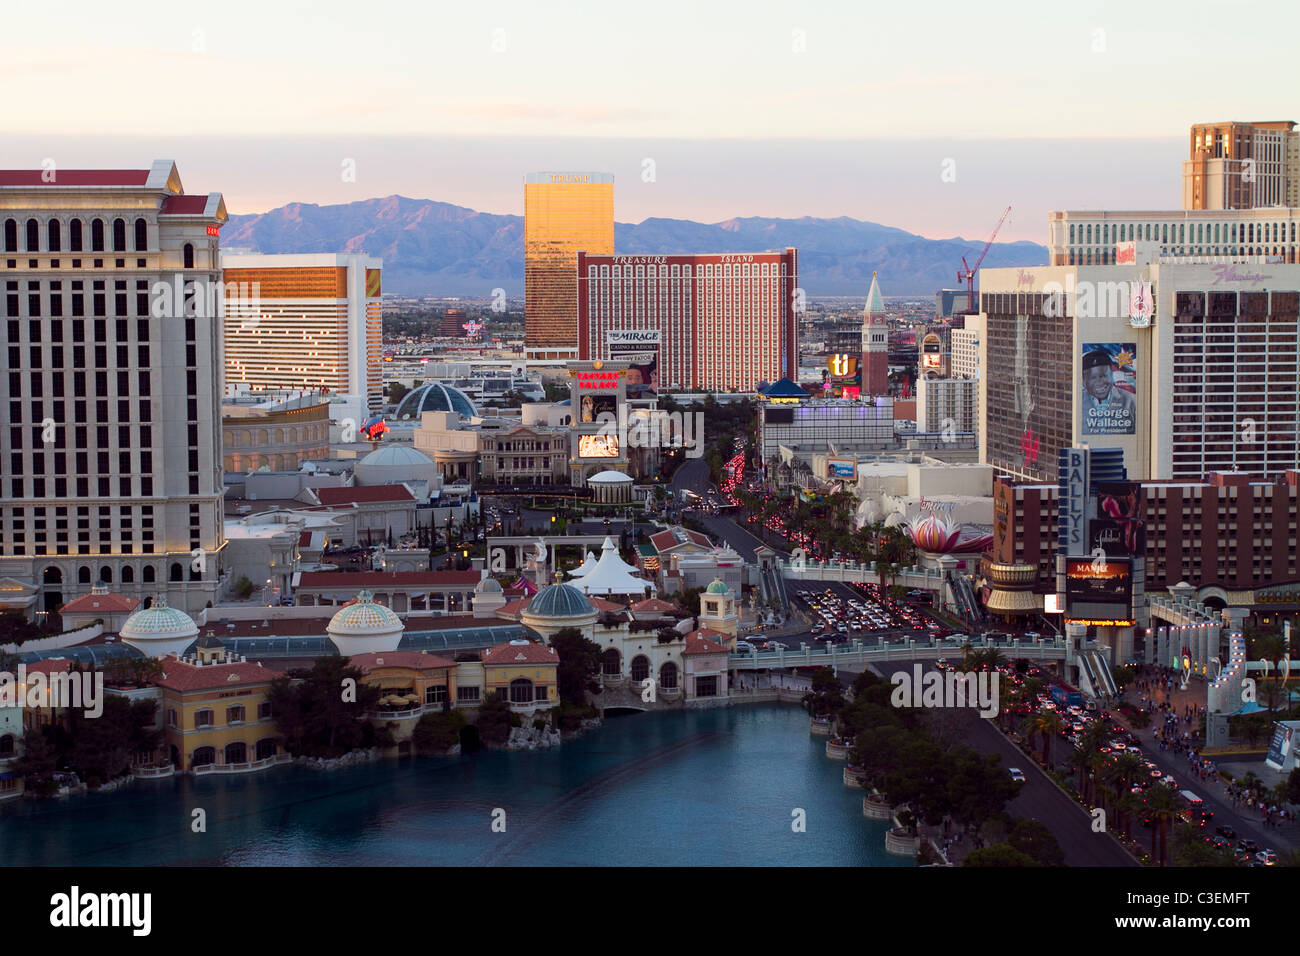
[524,172,614,360]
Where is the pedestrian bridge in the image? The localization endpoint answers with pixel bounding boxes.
[727,636,1069,670]
[775,558,946,590]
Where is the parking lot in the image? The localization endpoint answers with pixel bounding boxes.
[789,580,952,643]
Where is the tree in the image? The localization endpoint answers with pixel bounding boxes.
[0,611,43,646]
[269,656,383,758]
[963,843,1039,867]
[802,666,845,720]
[1025,710,1064,766]
[548,627,603,704]
[233,575,255,600]
[1286,767,1300,806]
[1006,819,1066,866]
[14,726,58,790]
[412,709,466,753]
[388,381,409,406]
[476,691,513,745]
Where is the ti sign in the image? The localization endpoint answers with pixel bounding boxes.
[205,225,220,237]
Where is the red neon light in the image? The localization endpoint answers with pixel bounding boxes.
[206,225,220,236]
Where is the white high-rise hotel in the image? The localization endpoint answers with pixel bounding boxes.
[0,161,226,616]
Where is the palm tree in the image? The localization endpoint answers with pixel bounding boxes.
[1026,710,1064,766]
[1074,722,1110,800]
[1143,785,1181,867]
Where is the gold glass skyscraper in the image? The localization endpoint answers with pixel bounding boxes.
[524,172,614,358]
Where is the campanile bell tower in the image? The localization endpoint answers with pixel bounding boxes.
[860,272,889,396]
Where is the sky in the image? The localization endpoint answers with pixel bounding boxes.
[2,0,1297,242]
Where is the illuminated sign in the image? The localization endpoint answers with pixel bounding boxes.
[827,354,857,378]
[921,333,942,371]
[1066,557,1131,603]
[1064,619,1136,627]
[576,371,621,390]
[1062,450,1088,554]
[578,435,619,458]
[206,225,220,237]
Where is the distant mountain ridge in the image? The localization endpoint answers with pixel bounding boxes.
[221,195,1047,297]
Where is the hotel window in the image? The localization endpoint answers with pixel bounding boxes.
[226,705,245,724]
[456,686,480,703]
[194,709,213,728]
[425,684,448,705]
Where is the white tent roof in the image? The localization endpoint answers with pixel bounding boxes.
[567,551,599,578]
[576,537,653,596]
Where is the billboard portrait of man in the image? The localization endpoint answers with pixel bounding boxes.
[1081,343,1137,435]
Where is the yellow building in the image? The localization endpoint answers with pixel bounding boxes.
[480,640,559,714]
[155,636,287,774]
[351,650,458,752]
[524,172,614,358]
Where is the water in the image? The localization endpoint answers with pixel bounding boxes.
[0,704,905,866]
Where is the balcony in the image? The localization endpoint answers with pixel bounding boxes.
[131,761,175,780]
[366,706,425,721]
[191,753,291,776]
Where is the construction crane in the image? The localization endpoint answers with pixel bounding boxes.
[957,205,1011,313]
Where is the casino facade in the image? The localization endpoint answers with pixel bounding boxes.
[576,249,799,392]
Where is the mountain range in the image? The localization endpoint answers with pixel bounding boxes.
[221,196,1047,298]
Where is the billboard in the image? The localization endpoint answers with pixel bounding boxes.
[826,457,857,480]
[1081,343,1137,435]
[1065,557,1132,603]
[578,434,620,458]
[608,330,660,389]
[921,333,943,371]
[1089,481,1146,558]
[1266,723,1296,770]
[827,354,858,380]
[579,394,617,423]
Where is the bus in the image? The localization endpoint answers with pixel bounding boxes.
[1049,683,1084,709]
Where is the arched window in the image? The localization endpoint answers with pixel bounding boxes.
[91,219,105,252]
[78,566,92,585]
[183,243,194,269]
[190,563,203,581]
[508,677,534,703]
[255,738,277,760]
[26,218,39,252]
[143,565,156,583]
[69,219,83,252]
[112,218,126,252]
[225,742,247,764]
[601,648,621,676]
[0,735,13,756]
[191,746,215,767]
[630,655,650,682]
[134,218,147,252]
[42,566,63,586]
[169,562,184,582]
[122,566,134,584]
[659,661,678,690]
[99,567,112,584]
[47,219,61,252]
[2,219,15,252]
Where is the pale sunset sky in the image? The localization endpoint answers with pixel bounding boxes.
[2,0,1296,242]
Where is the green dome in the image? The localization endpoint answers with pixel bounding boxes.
[705,578,729,595]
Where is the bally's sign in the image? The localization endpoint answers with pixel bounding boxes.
[1061,450,1088,554]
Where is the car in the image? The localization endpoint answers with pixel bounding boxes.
[1215,824,1237,840]
[1238,839,1259,854]
[1008,768,1026,783]
[1256,849,1277,866]
[735,641,757,654]
[768,642,788,652]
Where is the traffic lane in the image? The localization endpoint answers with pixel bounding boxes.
[962,716,1137,867]
[1112,725,1290,854]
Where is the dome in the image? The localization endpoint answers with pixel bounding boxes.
[359,445,434,468]
[475,577,503,593]
[705,578,729,595]
[526,583,596,619]
[393,383,477,421]
[588,469,633,484]
[119,595,200,659]
[327,589,404,655]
